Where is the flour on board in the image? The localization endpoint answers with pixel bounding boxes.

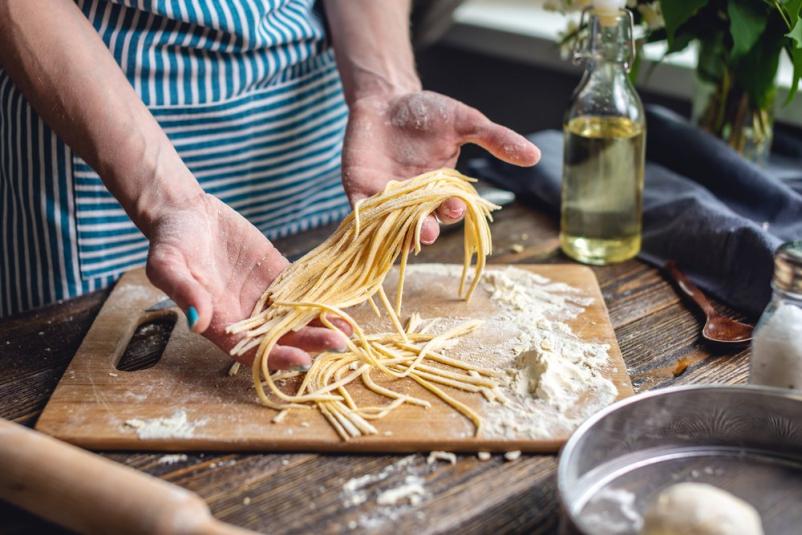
[124,410,207,439]
[396,265,619,440]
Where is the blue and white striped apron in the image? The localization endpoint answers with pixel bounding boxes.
[0,0,350,317]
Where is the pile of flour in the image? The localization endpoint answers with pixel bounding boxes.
[403,265,619,439]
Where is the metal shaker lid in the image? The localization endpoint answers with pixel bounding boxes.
[774,241,802,294]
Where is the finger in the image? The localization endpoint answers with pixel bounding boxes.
[146,248,213,334]
[233,344,313,370]
[455,106,541,167]
[420,214,440,245]
[309,316,354,337]
[279,326,349,353]
[268,344,312,371]
[435,197,466,225]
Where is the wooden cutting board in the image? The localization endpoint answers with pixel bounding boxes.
[36,265,632,452]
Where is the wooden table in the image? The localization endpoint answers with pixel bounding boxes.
[0,202,751,534]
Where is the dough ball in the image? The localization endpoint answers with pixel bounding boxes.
[641,482,763,535]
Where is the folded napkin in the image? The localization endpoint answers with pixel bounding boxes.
[469,105,802,317]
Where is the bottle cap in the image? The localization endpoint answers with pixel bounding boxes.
[593,0,626,10]
[773,240,802,295]
[593,0,626,26]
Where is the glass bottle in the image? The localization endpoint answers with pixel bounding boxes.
[560,1,645,265]
[750,241,802,389]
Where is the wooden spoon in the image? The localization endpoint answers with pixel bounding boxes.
[665,261,753,344]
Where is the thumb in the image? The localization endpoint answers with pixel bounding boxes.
[146,247,214,334]
[454,105,541,167]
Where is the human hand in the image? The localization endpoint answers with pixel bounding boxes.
[144,193,350,370]
[341,90,540,244]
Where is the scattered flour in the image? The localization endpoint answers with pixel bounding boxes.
[209,459,237,469]
[400,265,619,440]
[426,451,456,465]
[124,410,207,439]
[341,456,417,507]
[157,453,188,465]
[340,456,430,529]
[376,476,426,506]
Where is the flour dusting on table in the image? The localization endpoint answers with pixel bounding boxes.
[341,456,418,507]
[376,476,426,506]
[157,453,188,465]
[340,455,430,530]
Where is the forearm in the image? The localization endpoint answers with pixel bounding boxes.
[323,0,421,103]
[0,0,202,238]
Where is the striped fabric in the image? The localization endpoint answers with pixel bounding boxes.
[0,0,350,317]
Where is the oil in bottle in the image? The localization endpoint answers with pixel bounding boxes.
[559,0,644,265]
[560,115,644,265]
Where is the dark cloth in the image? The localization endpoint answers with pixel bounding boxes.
[469,105,802,317]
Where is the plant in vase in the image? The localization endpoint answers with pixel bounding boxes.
[549,0,802,163]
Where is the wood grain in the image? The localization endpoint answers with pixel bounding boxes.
[35,264,631,452]
[0,202,751,534]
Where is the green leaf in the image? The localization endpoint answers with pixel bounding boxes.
[734,21,785,108]
[661,0,709,48]
[787,18,802,47]
[696,30,728,84]
[668,27,696,53]
[728,0,769,59]
[784,45,802,104]
[784,0,802,26]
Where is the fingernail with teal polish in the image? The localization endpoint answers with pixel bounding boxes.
[291,364,311,373]
[186,306,199,330]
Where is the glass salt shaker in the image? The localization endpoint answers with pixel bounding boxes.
[750,241,802,389]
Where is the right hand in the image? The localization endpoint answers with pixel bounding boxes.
[143,193,350,370]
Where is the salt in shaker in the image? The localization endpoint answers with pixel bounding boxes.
[750,241,802,389]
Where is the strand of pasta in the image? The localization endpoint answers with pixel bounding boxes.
[227,168,499,439]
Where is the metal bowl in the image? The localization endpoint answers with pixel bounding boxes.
[558,384,802,535]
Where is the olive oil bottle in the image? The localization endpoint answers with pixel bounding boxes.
[560,0,645,265]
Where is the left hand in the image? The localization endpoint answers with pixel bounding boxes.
[341,90,541,244]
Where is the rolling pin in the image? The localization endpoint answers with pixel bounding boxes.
[0,418,255,535]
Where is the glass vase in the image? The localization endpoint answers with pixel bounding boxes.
[691,70,774,165]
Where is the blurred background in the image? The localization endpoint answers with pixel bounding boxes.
[411,0,802,161]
